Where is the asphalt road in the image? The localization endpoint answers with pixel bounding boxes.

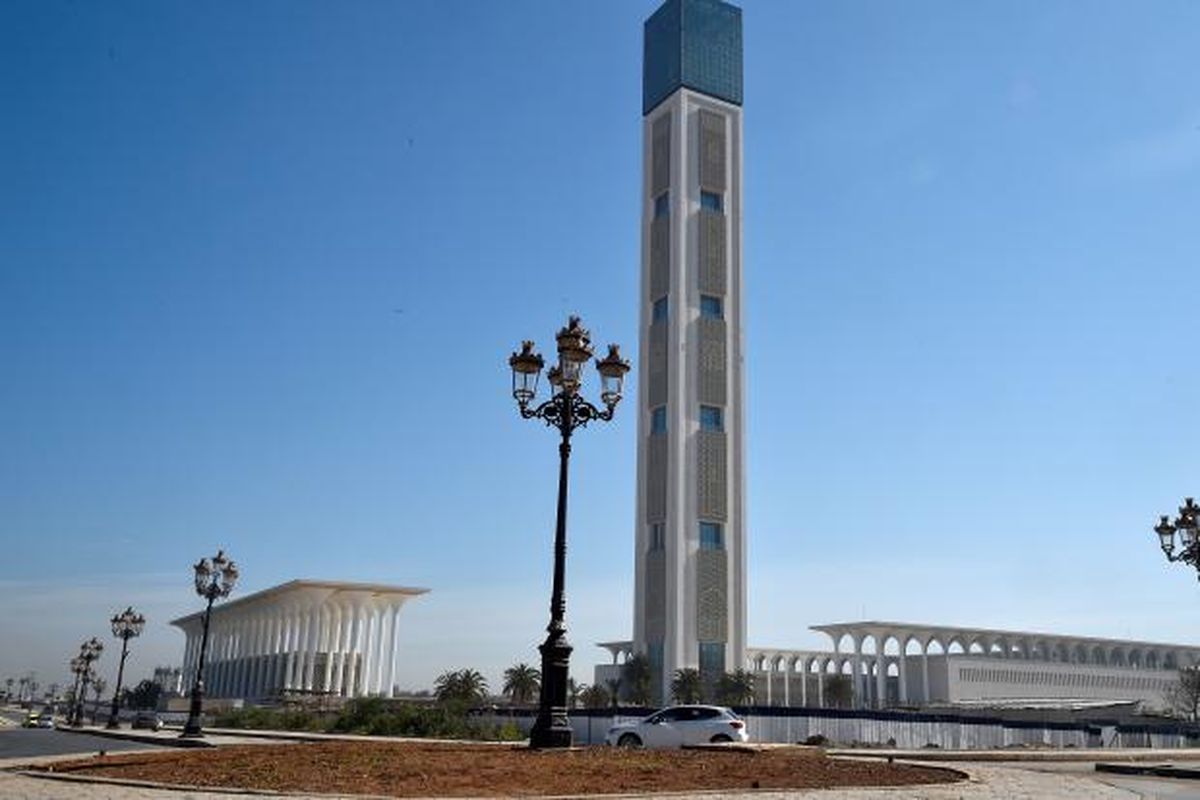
[0,724,158,760]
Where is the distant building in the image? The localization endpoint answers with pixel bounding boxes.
[747,622,1200,711]
[599,621,1199,712]
[151,666,183,697]
[171,579,427,701]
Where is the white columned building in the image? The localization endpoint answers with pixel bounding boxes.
[632,0,747,704]
[171,580,427,700]
[745,621,1200,712]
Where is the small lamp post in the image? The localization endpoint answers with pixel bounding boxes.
[70,638,103,726]
[106,606,146,729]
[1155,497,1200,578]
[508,316,630,748]
[181,549,239,738]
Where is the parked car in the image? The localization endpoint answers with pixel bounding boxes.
[21,711,40,728]
[605,705,748,749]
[36,713,55,729]
[132,711,163,731]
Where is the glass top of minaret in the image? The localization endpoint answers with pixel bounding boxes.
[643,0,743,115]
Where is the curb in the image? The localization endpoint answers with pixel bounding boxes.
[54,724,215,748]
[1095,762,1200,779]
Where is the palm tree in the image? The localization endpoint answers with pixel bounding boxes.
[671,668,704,703]
[579,683,610,709]
[501,663,540,705]
[434,668,489,705]
[4,678,12,700]
[715,669,756,706]
[622,655,653,706]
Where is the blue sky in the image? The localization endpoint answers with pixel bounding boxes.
[2,0,1199,695]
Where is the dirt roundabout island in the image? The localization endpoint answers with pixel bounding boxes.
[31,740,964,797]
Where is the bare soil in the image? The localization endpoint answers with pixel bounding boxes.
[33,740,963,797]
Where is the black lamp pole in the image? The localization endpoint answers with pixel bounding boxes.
[106,606,145,729]
[181,549,238,738]
[509,316,630,749]
[1154,497,1200,577]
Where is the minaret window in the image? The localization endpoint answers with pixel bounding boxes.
[700,405,723,432]
[651,406,667,435]
[699,521,723,550]
[654,192,670,219]
[649,522,665,551]
[700,190,724,213]
[699,642,725,675]
[652,296,669,323]
[700,295,723,319]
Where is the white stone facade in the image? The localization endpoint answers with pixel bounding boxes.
[171,579,427,700]
[747,621,1200,711]
[633,59,747,704]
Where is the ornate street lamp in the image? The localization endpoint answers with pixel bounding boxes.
[70,638,103,726]
[106,606,146,729]
[509,316,630,748]
[181,549,239,738]
[1155,497,1200,578]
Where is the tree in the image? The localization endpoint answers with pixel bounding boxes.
[122,679,162,710]
[671,668,704,704]
[622,655,653,706]
[824,675,854,709]
[434,669,489,705]
[501,663,540,705]
[91,678,107,702]
[4,678,12,699]
[1165,667,1200,721]
[715,669,756,706]
[578,683,610,709]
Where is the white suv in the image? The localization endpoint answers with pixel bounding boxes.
[605,705,749,749]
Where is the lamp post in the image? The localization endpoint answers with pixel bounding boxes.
[509,316,630,748]
[1154,497,1200,578]
[70,638,103,726]
[106,606,146,729]
[181,549,239,738]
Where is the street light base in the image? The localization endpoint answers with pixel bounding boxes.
[529,720,574,749]
[105,719,120,730]
[529,633,573,749]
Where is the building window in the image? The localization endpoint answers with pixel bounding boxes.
[700,405,723,432]
[699,642,725,676]
[649,522,664,551]
[651,406,667,435]
[652,296,668,323]
[700,521,723,550]
[700,190,723,213]
[654,191,670,219]
[700,294,723,319]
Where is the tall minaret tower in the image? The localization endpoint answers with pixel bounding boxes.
[633,0,745,703]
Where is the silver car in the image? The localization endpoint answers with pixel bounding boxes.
[605,705,749,749]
